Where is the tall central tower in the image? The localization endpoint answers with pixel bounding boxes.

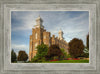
[29,16,45,61]
[34,15,44,28]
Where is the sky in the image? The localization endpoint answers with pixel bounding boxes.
[11,11,89,55]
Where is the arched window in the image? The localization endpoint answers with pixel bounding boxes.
[44,35,46,39]
[35,33,37,39]
[44,42,46,44]
[35,43,38,50]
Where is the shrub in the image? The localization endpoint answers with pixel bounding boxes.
[31,57,39,62]
[67,54,72,58]
[61,48,67,58]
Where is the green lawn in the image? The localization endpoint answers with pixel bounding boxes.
[43,60,89,63]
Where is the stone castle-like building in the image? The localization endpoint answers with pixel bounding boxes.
[29,16,69,61]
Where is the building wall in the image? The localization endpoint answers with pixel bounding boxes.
[43,31,51,46]
[51,35,69,54]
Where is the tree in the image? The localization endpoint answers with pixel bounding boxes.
[31,43,48,62]
[69,38,84,58]
[86,34,89,49]
[46,44,63,60]
[17,51,28,62]
[36,43,48,59]
[83,47,89,58]
[61,48,67,58]
[11,49,17,62]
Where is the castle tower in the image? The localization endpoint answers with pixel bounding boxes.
[29,16,45,61]
[58,29,64,40]
[34,15,44,29]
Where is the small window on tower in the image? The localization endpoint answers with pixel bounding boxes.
[35,43,38,50]
[35,33,37,39]
[44,42,46,44]
[44,35,46,39]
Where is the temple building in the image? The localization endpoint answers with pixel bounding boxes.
[29,16,69,61]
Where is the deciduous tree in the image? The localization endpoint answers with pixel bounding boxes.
[47,44,63,59]
[17,51,28,62]
[69,38,84,58]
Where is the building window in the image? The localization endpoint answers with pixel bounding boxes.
[35,43,38,50]
[44,35,46,39]
[35,33,37,39]
[44,42,46,44]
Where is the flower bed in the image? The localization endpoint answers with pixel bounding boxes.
[50,59,59,61]
[67,58,80,60]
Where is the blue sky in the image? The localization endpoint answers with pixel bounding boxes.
[11,11,89,55]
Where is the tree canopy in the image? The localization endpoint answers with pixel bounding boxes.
[17,51,28,61]
[46,44,63,59]
[36,43,48,58]
[68,38,84,58]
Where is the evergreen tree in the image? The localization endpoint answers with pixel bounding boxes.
[36,43,48,59]
[11,49,17,62]
[86,34,89,49]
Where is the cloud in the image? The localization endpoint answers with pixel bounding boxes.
[11,11,39,31]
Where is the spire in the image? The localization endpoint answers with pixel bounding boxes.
[58,29,64,40]
[34,15,44,28]
[36,15,43,22]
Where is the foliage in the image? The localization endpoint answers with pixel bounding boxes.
[81,47,89,58]
[17,51,28,62]
[31,56,46,63]
[43,60,89,63]
[31,43,48,62]
[53,56,58,60]
[31,57,39,62]
[83,53,89,58]
[66,54,72,58]
[83,47,89,53]
[86,34,89,49]
[36,43,48,58]
[61,48,67,58]
[46,44,63,60]
[69,38,84,58]
[11,49,17,62]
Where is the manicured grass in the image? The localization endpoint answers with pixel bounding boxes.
[43,60,89,63]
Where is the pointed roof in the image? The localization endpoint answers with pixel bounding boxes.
[36,15,43,22]
[59,28,63,33]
